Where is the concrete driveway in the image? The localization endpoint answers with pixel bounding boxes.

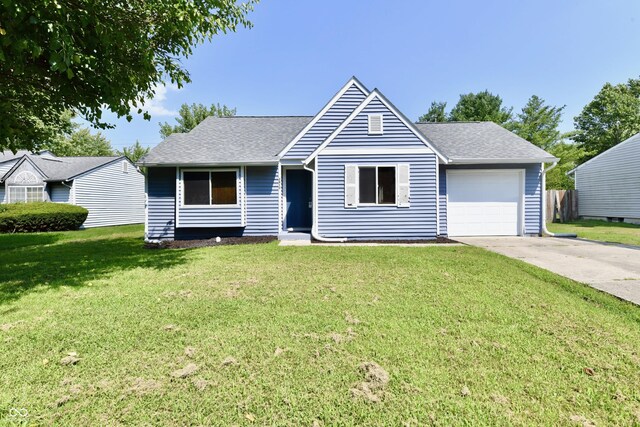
[456,236,640,305]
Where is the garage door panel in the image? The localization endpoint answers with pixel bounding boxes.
[447,170,522,236]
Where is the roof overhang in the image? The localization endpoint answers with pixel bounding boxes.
[447,157,559,165]
[138,161,279,167]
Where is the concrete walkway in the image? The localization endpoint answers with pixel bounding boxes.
[457,236,640,305]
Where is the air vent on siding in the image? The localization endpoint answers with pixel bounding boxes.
[368,114,383,135]
[122,160,129,173]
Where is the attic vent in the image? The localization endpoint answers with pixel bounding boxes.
[122,160,128,173]
[368,114,383,135]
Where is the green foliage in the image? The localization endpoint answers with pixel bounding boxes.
[573,78,640,161]
[47,128,114,157]
[511,95,567,150]
[159,102,236,138]
[39,111,114,156]
[117,141,150,163]
[546,143,586,189]
[0,202,88,233]
[0,0,255,152]
[449,90,513,124]
[418,101,447,122]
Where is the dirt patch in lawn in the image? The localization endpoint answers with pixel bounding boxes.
[145,236,277,250]
[350,361,390,403]
[313,236,458,244]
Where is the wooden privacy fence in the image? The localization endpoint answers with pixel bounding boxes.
[546,190,578,223]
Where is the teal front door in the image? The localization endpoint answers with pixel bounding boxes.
[285,169,312,230]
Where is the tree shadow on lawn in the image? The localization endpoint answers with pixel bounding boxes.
[0,235,189,305]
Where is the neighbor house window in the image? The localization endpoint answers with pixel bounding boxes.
[183,170,238,206]
[358,166,396,205]
[8,186,44,203]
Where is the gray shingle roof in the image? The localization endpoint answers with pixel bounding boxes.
[0,150,32,164]
[415,121,557,163]
[140,116,314,165]
[1,155,122,182]
[140,116,556,166]
[32,156,122,181]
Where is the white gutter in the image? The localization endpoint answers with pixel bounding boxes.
[303,162,347,243]
[541,161,576,238]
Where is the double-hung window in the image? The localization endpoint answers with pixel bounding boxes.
[183,170,238,206]
[345,164,410,208]
[8,186,44,203]
[358,166,396,205]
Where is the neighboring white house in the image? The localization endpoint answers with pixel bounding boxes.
[569,132,640,224]
[0,151,145,228]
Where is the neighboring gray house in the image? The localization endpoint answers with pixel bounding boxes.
[0,152,145,228]
[139,77,557,241]
[569,132,640,224]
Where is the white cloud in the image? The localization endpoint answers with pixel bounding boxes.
[133,83,180,117]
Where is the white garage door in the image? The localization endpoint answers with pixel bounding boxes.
[447,170,523,236]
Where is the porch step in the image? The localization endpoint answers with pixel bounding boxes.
[278,232,311,242]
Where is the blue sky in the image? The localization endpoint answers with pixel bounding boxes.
[99,0,640,150]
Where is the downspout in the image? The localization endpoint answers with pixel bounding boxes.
[541,162,576,238]
[303,161,347,243]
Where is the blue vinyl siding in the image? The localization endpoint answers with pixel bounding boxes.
[146,166,279,240]
[244,166,280,235]
[442,164,543,235]
[329,99,427,149]
[317,154,438,239]
[147,167,176,240]
[283,84,366,160]
[439,168,447,236]
[74,159,145,227]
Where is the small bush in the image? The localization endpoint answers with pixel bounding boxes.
[0,202,88,233]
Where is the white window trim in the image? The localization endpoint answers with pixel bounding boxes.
[367,114,384,135]
[180,168,241,208]
[7,185,45,203]
[356,165,398,207]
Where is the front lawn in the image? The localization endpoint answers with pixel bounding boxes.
[548,219,640,246]
[1,226,639,425]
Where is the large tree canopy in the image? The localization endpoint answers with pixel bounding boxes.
[449,90,513,125]
[159,102,236,138]
[573,77,640,161]
[41,112,114,156]
[116,141,150,163]
[0,0,254,152]
[511,95,566,151]
[418,101,447,122]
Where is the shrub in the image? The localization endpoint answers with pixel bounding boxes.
[0,202,88,233]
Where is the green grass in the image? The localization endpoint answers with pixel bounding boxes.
[548,219,640,246]
[1,225,639,425]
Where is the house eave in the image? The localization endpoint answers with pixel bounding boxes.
[138,161,279,168]
[447,157,559,165]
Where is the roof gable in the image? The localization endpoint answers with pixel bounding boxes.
[279,77,369,159]
[1,155,47,182]
[0,155,123,182]
[304,89,447,163]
